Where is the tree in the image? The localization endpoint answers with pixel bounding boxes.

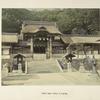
[2,8,100,34]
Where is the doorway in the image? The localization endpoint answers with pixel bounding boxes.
[34,46,46,54]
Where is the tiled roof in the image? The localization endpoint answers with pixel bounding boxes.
[61,36,73,43]
[71,37,100,43]
[2,33,18,43]
[21,21,62,35]
[61,35,100,44]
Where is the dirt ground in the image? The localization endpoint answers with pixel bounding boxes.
[2,70,100,86]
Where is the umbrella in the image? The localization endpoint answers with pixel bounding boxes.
[65,53,76,62]
[65,53,76,57]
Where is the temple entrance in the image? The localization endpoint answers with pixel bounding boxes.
[29,30,53,59]
[13,54,26,72]
[33,46,46,60]
[33,34,47,60]
[34,46,46,54]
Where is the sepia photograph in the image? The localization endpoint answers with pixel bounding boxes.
[1,8,100,85]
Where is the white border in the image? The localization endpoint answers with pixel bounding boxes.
[0,0,100,100]
[0,0,100,8]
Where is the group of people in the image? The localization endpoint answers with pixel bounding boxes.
[62,53,97,73]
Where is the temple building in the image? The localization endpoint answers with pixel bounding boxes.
[19,21,65,59]
[2,21,100,72]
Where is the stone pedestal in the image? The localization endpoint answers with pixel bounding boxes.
[79,63,85,72]
[2,67,8,78]
[67,62,72,72]
[92,65,96,74]
[18,63,22,73]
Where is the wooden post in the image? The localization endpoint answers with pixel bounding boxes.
[46,37,52,59]
[49,37,52,58]
[25,61,28,74]
[46,39,49,59]
[30,37,34,59]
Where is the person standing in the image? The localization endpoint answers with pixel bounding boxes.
[87,56,92,72]
[91,56,97,74]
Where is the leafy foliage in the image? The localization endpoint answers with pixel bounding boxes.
[2,8,100,34]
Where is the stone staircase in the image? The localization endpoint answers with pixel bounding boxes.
[27,59,61,74]
[33,54,46,60]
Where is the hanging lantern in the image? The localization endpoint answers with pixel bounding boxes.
[47,38,48,40]
[39,38,41,41]
[43,38,45,41]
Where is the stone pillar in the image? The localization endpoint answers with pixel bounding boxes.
[30,37,34,59]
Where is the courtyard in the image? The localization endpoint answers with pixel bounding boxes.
[2,71,100,86]
[2,59,100,86]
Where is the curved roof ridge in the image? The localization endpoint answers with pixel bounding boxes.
[23,20,56,26]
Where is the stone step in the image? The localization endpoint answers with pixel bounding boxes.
[27,59,61,74]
